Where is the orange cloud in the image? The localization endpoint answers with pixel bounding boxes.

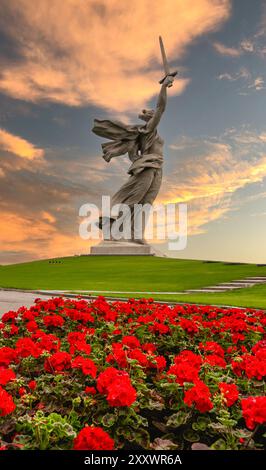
[158,138,266,234]
[0,211,91,261]
[0,0,231,111]
[0,128,44,160]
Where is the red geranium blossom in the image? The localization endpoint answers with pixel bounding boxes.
[0,347,17,367]
[97,367,130,394]
[168,350,202,385]
[15,338,42,359]
[0,386,16,416]
[43,315,65,328]
[204,354,227,368]
[122,336,141,349]
[184,380,213,413]
[179,318,199,335]
[218,382,239,407]
[85,386,96,395]
[28,380,37,391]
[0,368,16,386]
[199,341,225,357]
[26,321,39,332]
[241,396,266,430]
[44,351,72,373]
[71,356,97,378]
[97,367,136,406]
[106,380,137,407]
[19,387,26,397]
[106,343,127,368]
[1,311,18,323]
[73,426,114,450]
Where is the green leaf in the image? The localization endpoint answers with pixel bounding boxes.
[102,413,116,428]
[183,429,200,442]
[166,411,190,428]
[211,438,227,450]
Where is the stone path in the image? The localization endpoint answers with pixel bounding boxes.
[186,276,266,293]
[0,290,50,316]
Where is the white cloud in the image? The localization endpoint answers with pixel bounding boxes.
[213,41,242,57]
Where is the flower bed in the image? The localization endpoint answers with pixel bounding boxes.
[0,297,265,450]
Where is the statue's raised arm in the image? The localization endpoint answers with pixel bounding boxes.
[144,76,173,133]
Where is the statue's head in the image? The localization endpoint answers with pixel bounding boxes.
[138,109,154,122]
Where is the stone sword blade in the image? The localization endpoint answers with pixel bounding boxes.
[159,35,170,76]
[158,36,177,86]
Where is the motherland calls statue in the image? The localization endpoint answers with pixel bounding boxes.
[91,37,177,255]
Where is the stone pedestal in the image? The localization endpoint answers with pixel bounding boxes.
[90,240,155,256]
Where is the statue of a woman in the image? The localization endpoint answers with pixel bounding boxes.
[92,75,174,244]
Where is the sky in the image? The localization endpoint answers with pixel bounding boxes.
[0,0,265,264]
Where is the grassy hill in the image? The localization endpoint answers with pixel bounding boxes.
[0,256,265,308]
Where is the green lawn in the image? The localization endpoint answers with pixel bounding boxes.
[0,256,265,308]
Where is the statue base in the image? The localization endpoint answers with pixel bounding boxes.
[90,240,155,256]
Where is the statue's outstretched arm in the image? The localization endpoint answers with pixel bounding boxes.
[145,76,173,132]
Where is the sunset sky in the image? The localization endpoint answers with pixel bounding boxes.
[0,0,266,264]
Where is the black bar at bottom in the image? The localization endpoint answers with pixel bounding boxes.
[0,450,264,468]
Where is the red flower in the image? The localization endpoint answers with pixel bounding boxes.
[148,355,166,371]
[179,318,199,335]
[44,351,72,373]
[252,340,266,354]
[241,396,266,430]
[0,368,16,386]
[218,382,239,407]
[142,343,156,353]
[43,315,65,328]
[127,348,148,368]
[122,336,141,349]
[0,347,17,367]
[106,343,127,368]
[34,331,61,352]
[4,324,19,337]
[199,341,225,357]
[1,311,18,323]
[149,323,170,335]
[85,386,96,395]
[97,367,129,394]
[28,380,37,391]
[106,380,137,407]
[184,380,213,413]
[15,338,42,359]
[97,367,136,407]
[26,321,39,332]
[73,426,114,450]
[19,387,26,397]
[204,354,227,368]
[168,363,199,385]
[0,386,16,416]
[168,350,202,385]
[71,356,97,378]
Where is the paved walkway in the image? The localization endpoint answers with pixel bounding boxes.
[0,290,49,316]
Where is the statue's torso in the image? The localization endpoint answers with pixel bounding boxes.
[142,133,164,156]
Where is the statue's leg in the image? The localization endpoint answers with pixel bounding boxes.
[133,168,162,242]
[110,168,158,242]
[139,168,162,205]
